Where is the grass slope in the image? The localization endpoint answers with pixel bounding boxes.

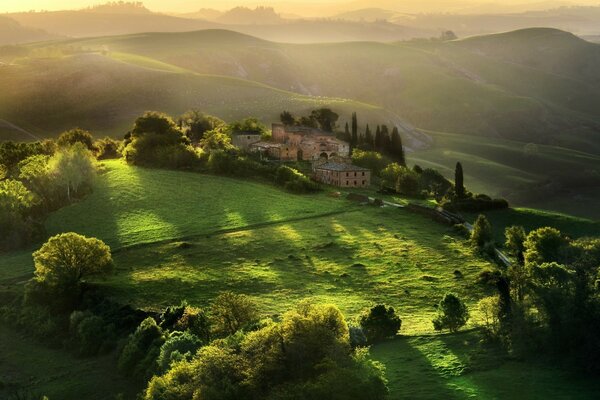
[45,28,600,153]
[0,52,388,140]
[0,327,140,400]
[371,332,600,399]
[46,160,348,249]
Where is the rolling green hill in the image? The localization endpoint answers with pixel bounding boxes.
[1,28,599,216]
[45,28,600,153]
[0,50,398,140]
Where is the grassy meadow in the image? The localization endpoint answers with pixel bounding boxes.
[1,160,598,399]
[371,332,600,400]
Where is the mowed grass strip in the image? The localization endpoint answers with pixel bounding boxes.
[101,207,495,334]
[45,160,349,249]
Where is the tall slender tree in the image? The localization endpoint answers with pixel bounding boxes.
[344,122,351,143]
[381,125,391,152]
[455,162,465,198]
[351,112,358,149]
[364,125,373,149]
[391,127,406,166]
[374,125,382,151]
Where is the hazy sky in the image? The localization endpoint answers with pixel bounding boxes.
[0,0,593,13]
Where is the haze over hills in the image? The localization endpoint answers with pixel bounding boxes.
[43,27,600,153]
[0,15,57,45]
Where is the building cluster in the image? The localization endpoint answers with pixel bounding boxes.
[231,123,370,188]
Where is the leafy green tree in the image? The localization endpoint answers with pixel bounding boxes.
[94,137,121,160]
[145,302,388,400]
[351,149,388,177]
[0,179,38,249]
[470,214,493,248]
[157,331,203,372]
[18,155,57,209]
[505,226,527,264]
[310,108,339,132]
[48,143,96,201]
[32,232,113,288]
[524,227,570,266]
[396,170,420,196]
[210,292,259,337]
[201,129,235,151]
[455,162,465,198]
[359,304,401,342]
[380,163,404,188]
[228,117,267,136]
[57,128,95,151]
[280,111,296,126]
[123,112,197,168]
[178,110,225,143]
[119,317,166,380]
[432,293,469,332]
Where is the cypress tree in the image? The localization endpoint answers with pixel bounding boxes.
[351,112,358,148]
[380,125,391,153]
[374,125,382,151]
[344,122,351,143]
[364,124,373,149]
[455,162,465,198]
[391,127,406,166]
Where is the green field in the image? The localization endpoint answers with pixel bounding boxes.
[1,162,598,398]
[0,327,140,400]
[371,332,600,399]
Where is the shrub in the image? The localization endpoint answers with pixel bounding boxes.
[359,304,402,342]
[275,166,319,193]
[349,325,368,348]
[432,293,469,332]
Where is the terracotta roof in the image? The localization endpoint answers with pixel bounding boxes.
[315,162,370,172]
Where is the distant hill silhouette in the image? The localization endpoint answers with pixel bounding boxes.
[216,7,283,25]
[0,16,57,45]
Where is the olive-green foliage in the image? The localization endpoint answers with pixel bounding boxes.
[201,128,235,152]
[524,227,570,266]
[228,117,267,136]
[33,232,113,288]
[94,137,121,160]
[144,302,388,400]
[432,293,469,332]
[17,155,58,209]
[178,110,225,143]
[359,304,402,343]
[48,143,97,201]
[396,170,420,196]
[0,140,55,170]
[0,179,38,249]
[69,310,117,356]
[471,214,493,248]
[210,292,259,337]
[505,225,527,262]
[274,166,320,193]
[123,111,198,168]
[156,331,203,373]
[417,168,452,198]
[57,128,95,151]
[351,149,389,177]
[118,317,166,380]
[174,306,212,343]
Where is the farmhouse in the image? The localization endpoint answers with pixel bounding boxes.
[231,131,262,150]
[314,162,371,188]
[249,123,350,161]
